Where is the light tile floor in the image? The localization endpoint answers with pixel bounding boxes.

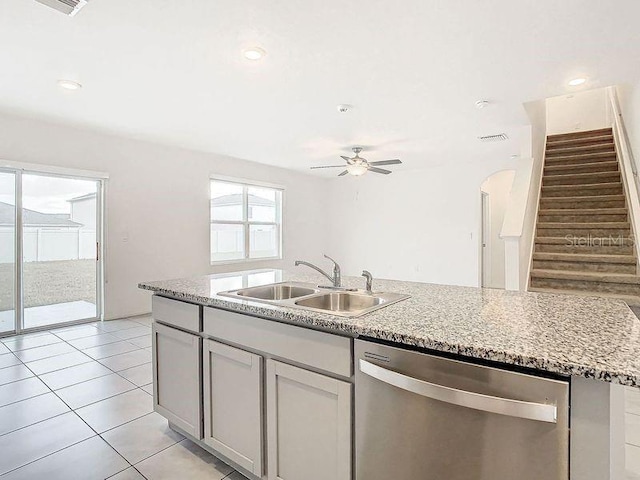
[0,316,247,480]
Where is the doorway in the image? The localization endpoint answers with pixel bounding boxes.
[0,168,104,335]
[480,170,515,289]
[481,191,491,287]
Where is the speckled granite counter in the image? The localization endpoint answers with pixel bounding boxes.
[139,269,640,387]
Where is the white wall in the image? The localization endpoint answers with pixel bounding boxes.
[520,98,547,290]
[546,88,609,135]
[0,112,328,320]
[325,158,515,287]
[618,81,640,173]
[481,170,516,289]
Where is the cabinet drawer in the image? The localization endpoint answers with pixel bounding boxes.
[152,295,201,333]
[204,307,352,378]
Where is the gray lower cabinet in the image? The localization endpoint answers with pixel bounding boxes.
[202,339,263,477]
[266,359,352,480]
[152,322,202,439]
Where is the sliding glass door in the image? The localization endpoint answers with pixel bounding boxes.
[0,168,103,335]
[0,171,17,335]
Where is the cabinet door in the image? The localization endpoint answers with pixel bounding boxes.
[266,360,351,480]
[152,322,202,438]
[203,339,263,476]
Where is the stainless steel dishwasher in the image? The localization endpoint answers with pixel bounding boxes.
[355,339,569,480]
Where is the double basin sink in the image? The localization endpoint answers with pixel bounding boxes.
[219,282,409,318]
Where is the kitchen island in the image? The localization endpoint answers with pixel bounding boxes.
[139,268,636,480]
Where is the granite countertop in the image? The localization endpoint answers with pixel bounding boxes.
[139,269,640,387]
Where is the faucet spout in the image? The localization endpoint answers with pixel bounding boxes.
[295,256,342,287]
[361,270,373,293]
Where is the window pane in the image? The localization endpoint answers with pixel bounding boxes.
[0,172,16,333]
[211,223,245,262]
[248,186,280,223]
[249,224,279,259]
[211,181,243,221]
[22,174,98,329]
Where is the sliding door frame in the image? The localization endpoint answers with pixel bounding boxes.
[0,164,106,337]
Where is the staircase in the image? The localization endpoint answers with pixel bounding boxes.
[529,127,640,304]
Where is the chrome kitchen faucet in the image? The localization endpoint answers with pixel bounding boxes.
[295,254,342,288]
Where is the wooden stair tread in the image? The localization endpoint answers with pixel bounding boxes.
[527,287,640,306]
[546,145,615,157]
[535,236,633,244]
[538,208,627,215]
[547,128,613,142]
[537,222,630,228]
[544,160,618,172]
[546,135,613,148]
[540,194,625,201]
[542,182,621,190]
[530,269,640,284]
[533,252,637,264]
[543,171,620,181]
[545,151,617,163]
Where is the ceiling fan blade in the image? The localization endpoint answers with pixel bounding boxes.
[340,156,354,164]
[338,170,349,176]
[369,159,402,166]
[310,165,348,169]
[368,167,392,175]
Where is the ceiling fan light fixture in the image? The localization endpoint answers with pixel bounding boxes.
[347,163,368,176]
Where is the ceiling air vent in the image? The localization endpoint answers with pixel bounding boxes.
[478,133,509,142]
[35,0,88,16]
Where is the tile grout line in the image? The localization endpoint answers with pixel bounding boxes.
[58,330,152,389]
[47,326,158,439]
[0,318,154,477]
[0,358,126,477]
[0,407,70,438]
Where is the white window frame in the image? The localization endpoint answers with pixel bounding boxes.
[210,176,283,265]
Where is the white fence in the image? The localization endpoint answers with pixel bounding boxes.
[0,227,95,264]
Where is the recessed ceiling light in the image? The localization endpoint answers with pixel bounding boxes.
[568,77,586,86]
[243,47,266,61]
[57,79,82,91]
[475,100,490,109]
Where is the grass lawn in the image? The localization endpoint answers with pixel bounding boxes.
[0,259,96,310]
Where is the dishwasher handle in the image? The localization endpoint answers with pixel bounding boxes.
[359,359,557,424]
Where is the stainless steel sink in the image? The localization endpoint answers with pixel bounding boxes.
[294,291,408,317]
[235,284,318,300]
[295,292,383,312]
[219,281,409,318]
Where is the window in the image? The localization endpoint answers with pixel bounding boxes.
[210,179,283,263]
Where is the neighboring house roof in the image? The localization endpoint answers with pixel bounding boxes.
[211,194,275,207]
[68,192,96,203]
[0,202,82,227]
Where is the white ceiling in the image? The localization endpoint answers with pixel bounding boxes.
[1,0,639,175]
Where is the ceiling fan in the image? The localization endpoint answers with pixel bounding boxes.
[310,147,402,176]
